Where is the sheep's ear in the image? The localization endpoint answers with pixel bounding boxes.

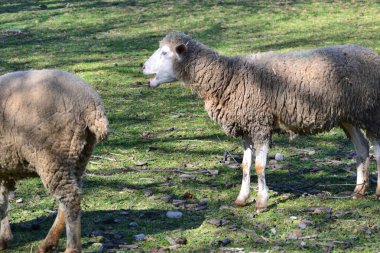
[175,44,187,56]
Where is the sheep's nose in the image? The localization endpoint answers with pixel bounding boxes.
[140,63,145,69]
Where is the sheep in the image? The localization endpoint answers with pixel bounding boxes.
[0,69,108,252]
[143,31,380,212]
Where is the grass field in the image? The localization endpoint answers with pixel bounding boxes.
[1,0,380,252]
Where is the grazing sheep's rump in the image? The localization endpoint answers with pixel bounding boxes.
[0,69,108,252]
[146,32,380,212]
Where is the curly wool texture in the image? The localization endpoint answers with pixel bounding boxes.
[162,32,380,143]
[0,69,108,193]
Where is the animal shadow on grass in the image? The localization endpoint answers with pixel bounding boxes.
[10,208,205,251]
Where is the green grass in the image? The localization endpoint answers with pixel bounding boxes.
[1,0,380,252]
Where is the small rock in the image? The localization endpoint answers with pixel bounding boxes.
[220,248,244,253]
[247,213,256,219]
[149,195,161,200]
[172,199,186,207]
[218,238,231,246]
[208,219,230,227]
[299,221,307,229]
[195,205,208,211]
[134,234,146,241]
[270,228,277,234]
[275,153,285,161]
[129,222,138,227]
[135,161,147,166]
[226,163,241,169]
[161,194,174,203]
[143,189,153,197]
[175,237,188,245]
[206,169,219,176]
[185,203,198,209]
[290,216,298,220]
[119,244,139,249]
[16,198,23,204]
[166,211,183,219]
[287,230,302,240]
[179,174,197,180]
[304,207,332,214]
[165,236,177,245]
[299,241,307,247]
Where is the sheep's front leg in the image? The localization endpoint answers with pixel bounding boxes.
[0,185,11,251]
[235,138,253,206]
[36,205,65,253]
[342,124,370,198]
[254,142,269,213]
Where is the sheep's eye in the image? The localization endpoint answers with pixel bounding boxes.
[162,51,167,56]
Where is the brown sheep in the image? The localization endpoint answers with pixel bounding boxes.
[143,32,380,212]
[0,69,108,252]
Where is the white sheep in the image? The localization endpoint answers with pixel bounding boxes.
[143,32,380,212]
[0,69,108,252]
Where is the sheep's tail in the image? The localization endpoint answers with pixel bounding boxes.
[86,106,109,142]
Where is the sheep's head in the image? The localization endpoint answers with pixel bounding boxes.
[142,32,190,87]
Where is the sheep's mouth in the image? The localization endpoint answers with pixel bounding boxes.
[147,75,157,87]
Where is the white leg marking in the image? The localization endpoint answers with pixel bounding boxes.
[235,140,253,206]
[342,124,369,197]
[368,136,380,198]
[255,142,269,212]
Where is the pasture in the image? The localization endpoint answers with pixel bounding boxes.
[1,1,380,252]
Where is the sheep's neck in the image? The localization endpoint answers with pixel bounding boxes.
[186,52,236,102]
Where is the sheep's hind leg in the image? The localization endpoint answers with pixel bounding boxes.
[235,138,253,206]
[365,133,380,199]
[342,123,370,198]
[254,142,269,213]
[36,204,65,253]
[0,185,11,250]
[38,162,82,253]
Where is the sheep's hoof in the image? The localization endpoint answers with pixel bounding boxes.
[63,247,80,253]
[0,239,7,250]
[255,206,268,213]
[352,184,368,199]
[35,242,56,253]
[255,199,268,213]
[352,192,365,199]
[234,199,247,207]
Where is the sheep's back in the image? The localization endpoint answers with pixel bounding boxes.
[245,45,380,134]
[0,70,106,169]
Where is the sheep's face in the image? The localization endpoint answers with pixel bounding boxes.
[143,45,178,87]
